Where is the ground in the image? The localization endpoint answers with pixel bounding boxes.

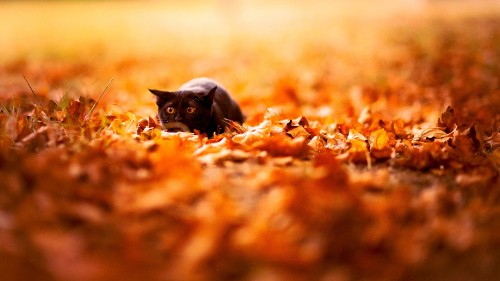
[0,1,499,280]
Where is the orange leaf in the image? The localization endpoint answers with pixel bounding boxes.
[369,129,390,150]
[287,126,310,138]
[369,129,395,159]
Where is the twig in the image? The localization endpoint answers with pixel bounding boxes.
[22,74,42,106]
[83,78,113,123]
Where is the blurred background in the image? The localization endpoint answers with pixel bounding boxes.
[1,0,499,123]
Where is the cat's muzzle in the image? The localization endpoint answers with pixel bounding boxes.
[162,122,190,132]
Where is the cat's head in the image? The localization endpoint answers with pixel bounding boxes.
[149,86,216,133]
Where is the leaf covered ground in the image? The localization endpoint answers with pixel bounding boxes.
[1,1,499,280]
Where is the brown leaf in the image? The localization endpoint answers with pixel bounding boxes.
[412,127,454,142]
[438,106,459,131]
[67,100,84,122]
[347,129,368,142]
[324,132,347,154]
[308,135,326,154]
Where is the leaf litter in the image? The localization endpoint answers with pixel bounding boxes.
[1,84,498,280]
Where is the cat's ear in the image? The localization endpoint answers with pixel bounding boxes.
[149,89,175,97]
[149,89,174,105]
[197,86,216,107]
[207,86,217,101]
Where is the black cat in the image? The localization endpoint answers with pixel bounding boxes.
[149,78,244,136]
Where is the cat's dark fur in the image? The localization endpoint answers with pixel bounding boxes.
[149,78,244,136]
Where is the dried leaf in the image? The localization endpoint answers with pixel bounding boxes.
[287,126,310,138]
[232,129,266,146]
[369,129,391,150]
[438,106,459,131]
[357,106,372,124]
[369,128,395,159]
[412,127,454,142]
[347,129,368,142]
[392,118,407,137]
[308,135,326,154]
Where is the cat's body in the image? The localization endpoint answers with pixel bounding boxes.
[150,78,244,136]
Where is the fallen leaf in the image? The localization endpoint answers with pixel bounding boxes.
[412,127,454,142]
[369,128,395,159]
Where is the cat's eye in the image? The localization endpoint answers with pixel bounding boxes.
[166,107,175,114]
[186,107,196,114]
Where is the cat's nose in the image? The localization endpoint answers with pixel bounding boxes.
[175,114,183,121]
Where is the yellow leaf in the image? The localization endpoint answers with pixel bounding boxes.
[349,139,368,152]
[370,129,395,149]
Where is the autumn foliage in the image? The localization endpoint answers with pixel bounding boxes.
[1,1,500,281]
